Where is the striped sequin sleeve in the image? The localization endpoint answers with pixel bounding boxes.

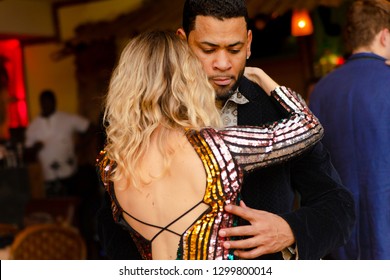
[219,86,323,172]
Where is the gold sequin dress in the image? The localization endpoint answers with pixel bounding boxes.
[96,86,323,260]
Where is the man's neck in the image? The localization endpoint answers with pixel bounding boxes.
[353,47,375,54]
[353,31,387,58]
[41,111,55,118]
[352,48,386,59]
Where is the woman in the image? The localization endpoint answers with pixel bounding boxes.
[96,30,323,260]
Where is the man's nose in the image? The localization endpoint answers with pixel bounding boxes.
[213,51,232,71]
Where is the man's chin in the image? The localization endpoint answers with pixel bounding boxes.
[215,89,233,101]
[214,84,238,101]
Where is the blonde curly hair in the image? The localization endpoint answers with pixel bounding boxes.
[104,30,222,188]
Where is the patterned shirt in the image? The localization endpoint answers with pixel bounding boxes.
[220,89,249,127]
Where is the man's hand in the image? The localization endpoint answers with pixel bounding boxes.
[219,200,295,259]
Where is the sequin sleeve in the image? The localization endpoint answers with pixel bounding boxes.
[96,150,122,222]
[219,86,323,172]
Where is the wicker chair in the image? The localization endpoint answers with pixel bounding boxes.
[9,224,87,260]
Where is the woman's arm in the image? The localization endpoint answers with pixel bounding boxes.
[244,67,278,95]
[244,66,308,116]
[220,81,323,172]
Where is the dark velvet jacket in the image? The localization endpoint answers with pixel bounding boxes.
[96,77,355,260]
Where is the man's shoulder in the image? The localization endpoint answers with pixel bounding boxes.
[239,76,268,100]
[27,115,45,128]
[55,111,88,123]
[237,77,287,125]
[55,111,75,118]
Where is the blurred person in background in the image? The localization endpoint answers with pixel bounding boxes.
[24,89,93,197]
[309,0,390,259]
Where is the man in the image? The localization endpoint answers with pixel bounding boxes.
[25,90,92,196]
[309,0,390,260]
[97,0,355,259]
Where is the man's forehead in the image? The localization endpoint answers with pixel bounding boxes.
[193,15,247,30]
[190,16,248,44]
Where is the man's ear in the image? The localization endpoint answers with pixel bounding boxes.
[382,28,390,45]
[176,28,187,40]
[246,30,252,59]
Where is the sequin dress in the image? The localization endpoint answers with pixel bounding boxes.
[96,86,323,260]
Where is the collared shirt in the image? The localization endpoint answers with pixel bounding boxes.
[220,89,249,127]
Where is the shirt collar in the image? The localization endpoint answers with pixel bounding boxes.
[221,88,249,112]
[220,89,249,127]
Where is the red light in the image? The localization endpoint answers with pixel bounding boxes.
[336,56,345,65]
[0,39,28,130]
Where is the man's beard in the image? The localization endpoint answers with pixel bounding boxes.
[214,68,245,102]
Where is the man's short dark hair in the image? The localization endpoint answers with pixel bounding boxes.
[182,0,249,35]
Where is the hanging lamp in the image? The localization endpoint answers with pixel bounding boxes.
[291,9,314,36]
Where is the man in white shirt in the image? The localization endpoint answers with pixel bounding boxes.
[25,90,91,196]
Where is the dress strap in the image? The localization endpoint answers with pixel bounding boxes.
[122,200,205,242]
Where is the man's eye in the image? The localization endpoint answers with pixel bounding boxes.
[229,49,240,54]
[202,49,215,54]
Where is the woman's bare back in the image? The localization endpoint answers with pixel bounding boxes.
[114,130,209,259]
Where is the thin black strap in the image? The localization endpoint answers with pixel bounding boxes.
[122,209,180,237]
[122,200,204,242]
[150,200,204,242]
